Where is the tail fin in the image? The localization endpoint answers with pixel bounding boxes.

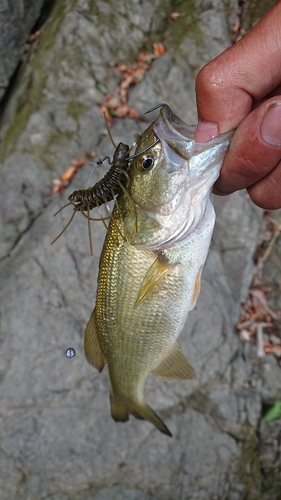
[110,395,172,437]
[130,402,172,437]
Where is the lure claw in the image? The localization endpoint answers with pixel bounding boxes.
[97,156,113,166]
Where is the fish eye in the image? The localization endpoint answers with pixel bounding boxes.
[137,154,155,172]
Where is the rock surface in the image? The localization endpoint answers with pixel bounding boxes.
[0,0,46,99]
[0,1,280,499]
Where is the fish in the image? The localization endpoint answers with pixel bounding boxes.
[84,104,233,437]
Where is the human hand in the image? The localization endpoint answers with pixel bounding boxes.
[194,0,281,209]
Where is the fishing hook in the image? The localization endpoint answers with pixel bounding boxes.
[128,139,160,161]
[144,103,172,122]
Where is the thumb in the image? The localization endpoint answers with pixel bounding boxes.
[213,98,281,209]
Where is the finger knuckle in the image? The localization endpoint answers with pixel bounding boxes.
[196,60,225,98]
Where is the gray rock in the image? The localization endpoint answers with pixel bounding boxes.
[0,0,279,499]
[213,192,263,306]
[0,0,46,99]
[259,419,281,500]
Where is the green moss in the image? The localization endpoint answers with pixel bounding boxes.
[88,0,98,13]
[164,0,203,51]
[25,128,75,172]
[238,431,261,498]
[36,0,78,53]
[1,68,46,158]
[0,0,79,159]
[261,467,281,500]
[182,390,262,497]
[243,0,276,32]
[66,101,88,121]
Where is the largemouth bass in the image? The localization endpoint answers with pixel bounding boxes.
[84,104,233,437]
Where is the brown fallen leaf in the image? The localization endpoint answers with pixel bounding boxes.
[236,209,281,366]
[170,12,180,20]
[28,30,41,44]
[250,289,280,320]
[51,179,69,195]
[112,104,142,120]
[153,42,167,58]
[50,151,96,195]
[101,44,167,120]
[264,346,281,356]
[61,166,77,182]
[270,334,281,345]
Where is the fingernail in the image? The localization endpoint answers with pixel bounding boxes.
[194,120,219,143]
[213,184,227,196]
[261,103,281,146]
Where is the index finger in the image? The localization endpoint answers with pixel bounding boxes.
[195,0,281,135]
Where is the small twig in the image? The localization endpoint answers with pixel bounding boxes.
[236,319,256,330]
[256,324,266,358]
[262,219,281,262]
[250,289,280,320]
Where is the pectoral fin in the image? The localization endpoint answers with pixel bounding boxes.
[152,343,196,380]
[134,255,176,308]
[190,265,203,311]
[84,309,105,372]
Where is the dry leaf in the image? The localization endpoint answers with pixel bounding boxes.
[270,334,281,345]
[51,179,69,194]
[61,166,77,181]
[50,151,96,195]
[236,210,281,366]
[170,12,180,20]
[153,42,167,57]
[250,289,279,320]
[239,330,251,341]
[101,44,167,119]
[28,30,41,44]
[113,105,141,119]
[265,346,281,356]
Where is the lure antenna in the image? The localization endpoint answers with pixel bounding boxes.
[103,112,117,149]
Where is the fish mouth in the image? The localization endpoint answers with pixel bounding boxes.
[153,105,196,159]
[154,104,235,158]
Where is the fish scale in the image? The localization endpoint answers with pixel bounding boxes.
[97,214,183,370]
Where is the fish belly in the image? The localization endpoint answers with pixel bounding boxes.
[95,208,212,397]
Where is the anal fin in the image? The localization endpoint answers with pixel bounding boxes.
[134,254,176,308]
[152,343,196,380]
[84,309,105,372]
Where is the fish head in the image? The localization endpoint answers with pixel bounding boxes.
[122,105,234,250]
